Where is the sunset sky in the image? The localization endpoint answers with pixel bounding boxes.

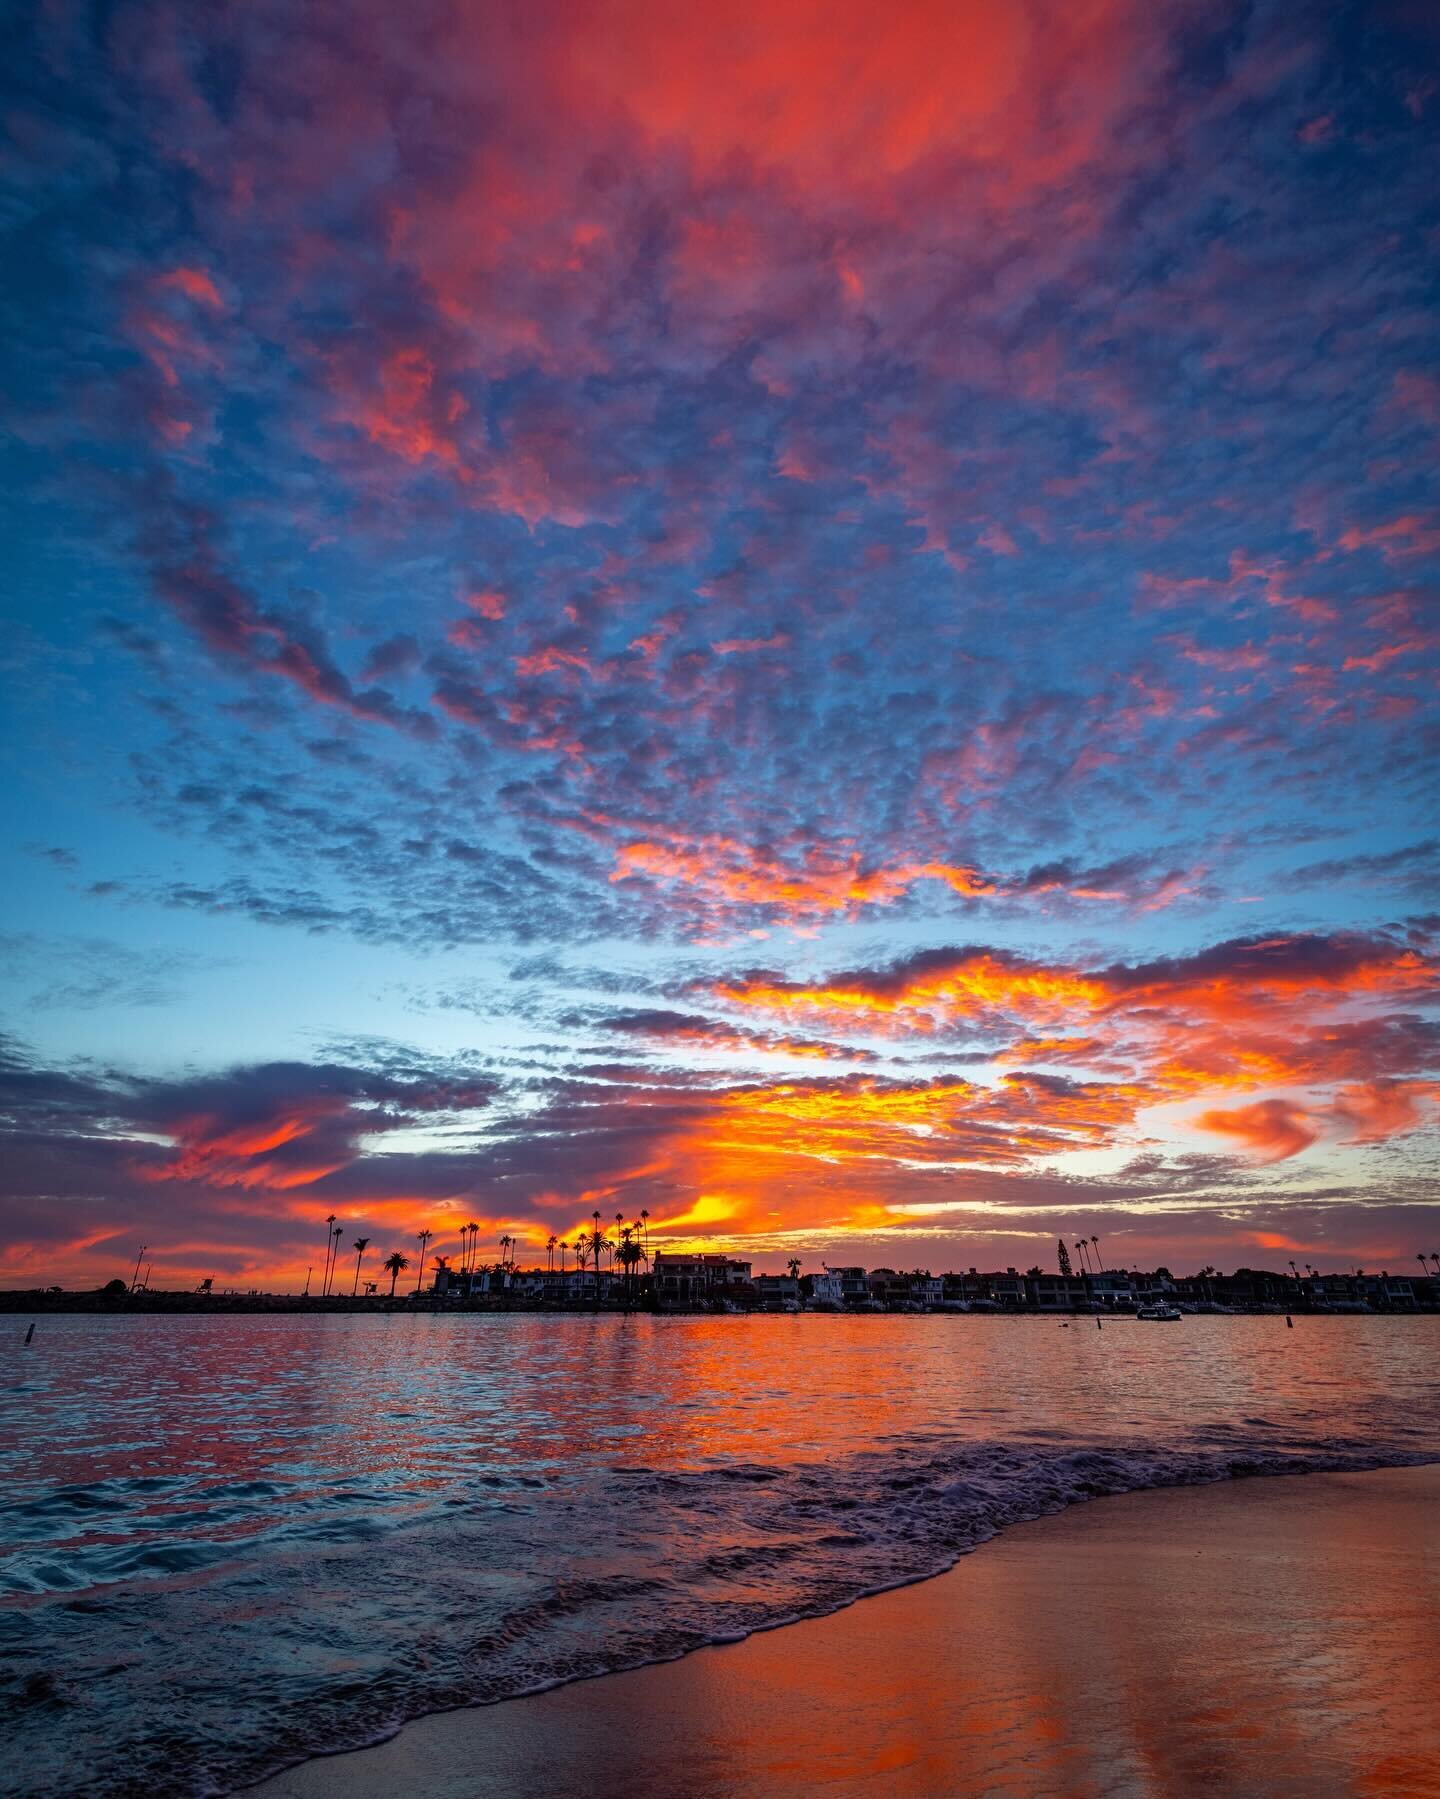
[3,0,1438,1289]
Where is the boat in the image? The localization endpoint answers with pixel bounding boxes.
[1136,1302,1182,1321]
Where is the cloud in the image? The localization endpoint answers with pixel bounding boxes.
[1192,1098,1319,1161]
[4,0,1440,1283]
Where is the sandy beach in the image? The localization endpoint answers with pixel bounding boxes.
[251,1463,1439,1798]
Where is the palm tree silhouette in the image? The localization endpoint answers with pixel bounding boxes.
[615,1223,643,1309]
[332,1225,344,1293]
[351,1236,371,1296]
[416,1228,432,1293]
[383,1251,409,1295]
[322,1214,338,1295]
[546,1235,558,1271]
[787,1258,801,1282]
[582,1213,612,1296]
[1090,1235,1101,1271]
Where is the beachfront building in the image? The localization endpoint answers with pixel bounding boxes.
[807,1269,845,1307]
[829,1267,872,1306]
[1359,1274,1417,1308]
[1031,1274,1089,1311]
[986,1270,1028,1308]
[651,1252,753,1308]
[1089,1271,1134,1305]
[753,1273,800,1310]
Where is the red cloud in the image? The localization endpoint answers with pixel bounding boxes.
[1192,1099,1318,1162]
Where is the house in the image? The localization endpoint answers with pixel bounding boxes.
[1088,1270,1135,1307]
[866,1268,909,1307]
[807,1269,845,1306]
[828,1266,871,1306]
[1030,1274,1087,1311]
[985,1269,1027,1308]
[753,1273,800,1310]
[1358,1274,1415,1309]
[651,1252,753,1307]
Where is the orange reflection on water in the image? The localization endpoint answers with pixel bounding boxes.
[360,1467,1440,1799]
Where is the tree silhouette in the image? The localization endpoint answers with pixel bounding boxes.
[416,1228,432,1292]
[383,1251,409,1296]
[351,1236,371,1296]
[1057,1240,1072,1277]
[615,1223,644,1309]
[322,1214,338,1295]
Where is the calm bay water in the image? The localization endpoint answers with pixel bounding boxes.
[2,1312,1437,1797]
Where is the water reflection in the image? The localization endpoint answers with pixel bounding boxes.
[1,1315,1436,1796]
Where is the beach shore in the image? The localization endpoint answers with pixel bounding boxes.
[251,1465,1440,1798]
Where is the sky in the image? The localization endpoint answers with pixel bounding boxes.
[2,0,1438,1291]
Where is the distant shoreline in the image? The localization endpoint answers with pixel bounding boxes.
[4,1291,1437,1318]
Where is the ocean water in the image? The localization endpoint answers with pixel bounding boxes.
[1,1313,1437,1797]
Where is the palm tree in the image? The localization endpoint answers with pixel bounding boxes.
[322,1214,337,1295]
[546,1235,558,1272]
[416,1228,432,1292]
[786,1258,801,1281]
[351,1236,371,1296]
[578,1213,612,1299]
[383,1251,409,1295]
[332,1225,344,1293]
[1090,1235,1101,1272]
[559,1239,569,1274]
[615,1224,644,1311]
[640,1208,650,1257]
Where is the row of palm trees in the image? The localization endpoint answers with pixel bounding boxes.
[314,1210,658,1299]
[1057,1236,1105,1277]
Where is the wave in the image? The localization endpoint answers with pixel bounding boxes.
[3,1425,1434,1798]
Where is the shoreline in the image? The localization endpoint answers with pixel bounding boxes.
[7,1295,1436,1317]
[250,1461,1440,1798]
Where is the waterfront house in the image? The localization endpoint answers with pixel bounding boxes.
[829,1266,871,1306]
[651,1252,753,1307]
[986,1269,1028,1308]
[807,1269,845,1307]
[753,1273,800,1310]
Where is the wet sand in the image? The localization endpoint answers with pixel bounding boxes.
[252,1465,1440,1798]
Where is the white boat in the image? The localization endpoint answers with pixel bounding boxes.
[1136,1303,1183,1321]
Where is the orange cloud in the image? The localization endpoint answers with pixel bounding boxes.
[1192,1099,1318,1161]
[611,831,998,923]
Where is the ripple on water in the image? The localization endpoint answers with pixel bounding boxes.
[0,1312,1436,1798]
